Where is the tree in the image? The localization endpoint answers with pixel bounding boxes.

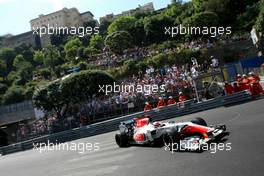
[144,15,174,44]
[33,50,45,65]
[43,45,61,71]
[255,0,264,55]
[0,83,7,95]
[89,35,104,51]
[107,16,144,45]
[33,70,115,119]
[108,16,137,35]
[0,48,16,73]
[14,43,34,63]
[2,85,24,105]
[33,81,67,119]
[64,38,82,61]
[60,70,115,103]
[0,59,7,80]
[99,19,113,36]
[105,31,133,54]
[256,1,264,32]
[193,0,204,12]
[13,54,26,68]
[184,11,219,27]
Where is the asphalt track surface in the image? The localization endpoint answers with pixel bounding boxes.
[1,99,264,176]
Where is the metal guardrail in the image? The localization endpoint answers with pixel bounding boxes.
[0,91,252,155]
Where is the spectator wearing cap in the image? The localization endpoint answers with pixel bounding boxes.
[178,92,186,102]
[241,74,250,91]
[144,102,153,112]
[167,96,177,105]
[157,97,166,108]
[248,72,263,95]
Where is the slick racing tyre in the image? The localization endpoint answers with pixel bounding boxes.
[115,133,129,147]
[191,117,207,126]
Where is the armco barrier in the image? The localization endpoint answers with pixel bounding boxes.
[0,91,252,156]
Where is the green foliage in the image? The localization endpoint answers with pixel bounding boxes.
[256,1,264,32]
[183,11,219,40]
[0,48,16,72]
[7,71,18,83]
[33,70,114,116]
[33,81,65,118]
[2,85,24,105]
[122,59,138,75]
[193,0,204,12]
[0,59,7,79]
[184,11,219,27]
[24,81,39,99]
[13,54,26,68]
[107,16,145,46]
[99,19,113,36]
[89,35,104,51]
[38,68,52,79]
[108,16,137,34]
[235,4,260,33]
[144,14,174,44]
[0,83,7,95]
[33,50,45,65]
[64,38,82,61]
[105,31,133,54]
[84,46,100,57]
[42,45,61,70]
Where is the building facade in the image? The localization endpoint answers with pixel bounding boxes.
[30,8,94,29]
[0,31,41,48]
[29,8,95,47]
[100,2,154,23]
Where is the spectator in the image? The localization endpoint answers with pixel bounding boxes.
[157,97,166,108]
[224,82,234,95]
[248,72,263,95]
[178,92,186,102]
[210,56,219,68]
[167,96,177,105]
[233,82,240,93]
[144,102,152,112]
[241,74,250,91]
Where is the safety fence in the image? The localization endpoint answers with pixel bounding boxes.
[0,90,252,155]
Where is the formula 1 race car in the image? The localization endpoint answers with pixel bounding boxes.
[115,115,229,151]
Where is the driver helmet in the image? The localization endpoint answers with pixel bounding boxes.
[153,121,162,127]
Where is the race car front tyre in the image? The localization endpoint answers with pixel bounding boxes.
[191,117,207,126]
[162,130,179,151]
[115,133,129,147]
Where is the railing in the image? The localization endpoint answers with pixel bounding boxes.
[0,90,252,155]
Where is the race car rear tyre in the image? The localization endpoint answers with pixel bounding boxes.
[115,133,129,147]
[191,117,207,126]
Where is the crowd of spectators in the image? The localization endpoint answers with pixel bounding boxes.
[89,40,216,67]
